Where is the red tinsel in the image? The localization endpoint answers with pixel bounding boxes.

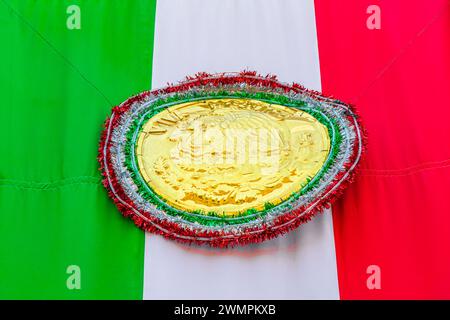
[98,71,366,248]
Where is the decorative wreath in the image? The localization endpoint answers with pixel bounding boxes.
[99,71,365,247]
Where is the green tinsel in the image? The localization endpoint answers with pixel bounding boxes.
[119,90,343,227]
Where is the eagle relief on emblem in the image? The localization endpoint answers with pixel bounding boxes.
[99,71,365,247]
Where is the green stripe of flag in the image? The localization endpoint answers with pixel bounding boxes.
[0,0,157,299]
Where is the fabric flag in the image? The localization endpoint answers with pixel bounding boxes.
[1,0,449,299]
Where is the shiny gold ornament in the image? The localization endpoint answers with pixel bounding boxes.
[136,98,330,216]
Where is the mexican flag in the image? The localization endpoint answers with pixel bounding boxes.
[1,0,450,299]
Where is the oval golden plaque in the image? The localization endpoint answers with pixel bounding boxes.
[136,98,330,215]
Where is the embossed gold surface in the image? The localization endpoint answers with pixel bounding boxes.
[136,99,330,215]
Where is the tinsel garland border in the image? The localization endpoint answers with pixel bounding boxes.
[112,87,350,231]
[98,71,366,247]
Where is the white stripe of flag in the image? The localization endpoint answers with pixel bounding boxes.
[144,0,339,299]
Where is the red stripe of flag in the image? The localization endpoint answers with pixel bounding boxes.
[314,0,450,299]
